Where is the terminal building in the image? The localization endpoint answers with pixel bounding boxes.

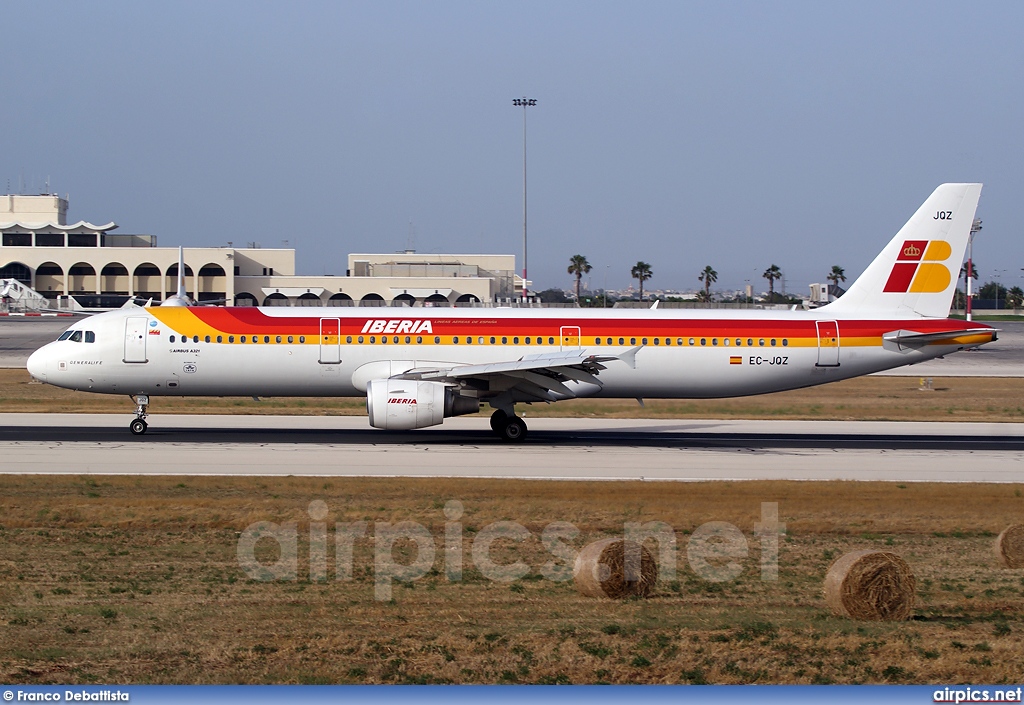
[0,194,520,308]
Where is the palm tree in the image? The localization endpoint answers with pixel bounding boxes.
[698,265,718,300]
[827,265,846,287]
[763,264,782,301]
[631,261,653,301]
[566,254,592,305]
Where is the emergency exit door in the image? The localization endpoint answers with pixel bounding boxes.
[123,316,148,363]
[319,318,341,364]
[560,326,581,349]
[815,320,840,367]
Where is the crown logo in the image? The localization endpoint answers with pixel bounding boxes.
[903,244,921,258]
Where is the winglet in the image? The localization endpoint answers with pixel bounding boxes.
[176,246,187,300]
[616,346,641,370]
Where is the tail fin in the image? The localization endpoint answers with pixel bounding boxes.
[824,183,981,318]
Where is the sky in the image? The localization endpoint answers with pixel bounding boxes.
[3,1,1023,296]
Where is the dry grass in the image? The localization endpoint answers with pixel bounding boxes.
[2,475,1024,684]
[5,369,1024,421]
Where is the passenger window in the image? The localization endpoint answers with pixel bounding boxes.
[513,337,519,344]
[381,336,388,344]
[346,336,352,344]
[434,336,440,344]
[595,338,601,345]
[501,337,507,345]
[712,338,718,346]
[723,338,729,346]
[205,336,212,343]
[759,339,765,346]
[665,338,671,346]
[169,335,176,343]
[357,336,364,344]
[525,337,531,344]
[770,339,777,347]
[618,338,625,345]
[688,338,695,346]
[300,335,306,343]
[783,339,789,347]
[287,336,293,343]
[229,336,235,343]
[453,336,459,344]
[700,338,706,346]
[630,337,636,345]
[217,336,223,343]
[58,331,72,341]
[264,336,270,344]
[405,336,411,344]
[393,336,399,344]
[70,331,82,342]
[677,338,683,346]
[369,336,375,344]
[416,336,422,344]
[735,339,741,346]
[240,336,246,343]
[85,331,96,343]
[747,339,753,346]
[465,336,472,345]
[548,337,554,345]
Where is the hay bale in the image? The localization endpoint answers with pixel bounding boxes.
[573,537,657,599]
[994,525,1024,568]
[823,550,916,621]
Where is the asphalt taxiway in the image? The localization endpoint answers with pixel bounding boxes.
[1,414,1021,483]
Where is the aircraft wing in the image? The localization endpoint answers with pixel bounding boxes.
[394,348,638,402]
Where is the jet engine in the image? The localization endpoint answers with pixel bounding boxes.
[366,379,480,430]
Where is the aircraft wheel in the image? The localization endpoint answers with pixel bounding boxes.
[129,419,148,435]
[489,409,508,433]
[499,416,528,443]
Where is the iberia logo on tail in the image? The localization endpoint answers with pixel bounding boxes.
[883,240,952,293]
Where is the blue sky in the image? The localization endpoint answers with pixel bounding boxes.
[4,1,1022,294]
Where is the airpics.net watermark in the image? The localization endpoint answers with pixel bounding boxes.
[236,501,785,601]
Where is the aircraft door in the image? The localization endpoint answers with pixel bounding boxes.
[123,316,149,363]
[560,326,581,350]
[319,318,341,364]
[815,320,840,367]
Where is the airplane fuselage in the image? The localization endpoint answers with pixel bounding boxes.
[28,305,994,400]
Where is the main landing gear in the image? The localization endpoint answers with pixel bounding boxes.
[489,409,528,443]
[130,394,149,435]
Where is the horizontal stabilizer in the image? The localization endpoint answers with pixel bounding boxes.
[883,328,997,347]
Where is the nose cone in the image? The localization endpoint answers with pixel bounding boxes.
[27,346,48,382]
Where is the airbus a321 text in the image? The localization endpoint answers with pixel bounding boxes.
[27,184,996,441]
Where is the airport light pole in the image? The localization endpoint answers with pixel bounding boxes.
[967,218,981,321]
[513,97,536,302]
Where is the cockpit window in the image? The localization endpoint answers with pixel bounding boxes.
[69,331,83,342]
[85,331,96,343]
[58,331,73,341]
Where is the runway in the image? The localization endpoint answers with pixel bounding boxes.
[2,414,1021,483]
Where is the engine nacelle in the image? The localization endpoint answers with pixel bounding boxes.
[366,379,480,430]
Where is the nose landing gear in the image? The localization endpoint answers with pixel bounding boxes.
[130,394,149,435]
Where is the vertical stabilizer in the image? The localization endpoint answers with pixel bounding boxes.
[824,183,981,318]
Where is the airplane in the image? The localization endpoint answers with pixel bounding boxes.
[26,183,996,442]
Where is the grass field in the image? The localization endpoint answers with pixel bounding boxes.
[4,369,1024,422]
[2,476,1023,684]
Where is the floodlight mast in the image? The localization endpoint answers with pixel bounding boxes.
[967,218,981,321]
[512,97,536,302]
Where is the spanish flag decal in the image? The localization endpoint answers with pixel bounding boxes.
[729,356,742,365]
